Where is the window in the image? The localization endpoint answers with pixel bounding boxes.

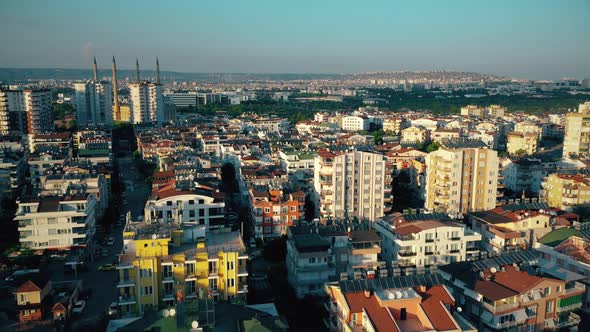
[545,301,553,313]
[209,278,218,290]
[544,287,551,296]
[527,323,535,332]
[309,257,316,264]
[264,208,270,213]
[290,206,296,212]
[140,268,152,278]
[142,286,153,295]
[167,201,172,206]
[189,210,195,218]
[227,261,234,270]
[188,200,195,205]
[228,278,235,287]
[209,261,218,274]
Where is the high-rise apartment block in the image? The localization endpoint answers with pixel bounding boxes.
[0,88,53,135]
[128,60,164,126]
[563,102,590,158]
[331,151,387,222]
[460,104,506,118]
[129,82,164,125]
[425,141,499,214]
[74,80,113,128]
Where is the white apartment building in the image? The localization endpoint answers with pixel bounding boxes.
[14,193,98,250]
[375,213,481,270]
[74,81,113,128]
[332,151,386,222]
[425,142,499,214]
[144,187,225,230]
[0,88,53,135]
[287,232,335,298]
[129,82,164,126]
[314,150,336,220]
[341,115,369,131]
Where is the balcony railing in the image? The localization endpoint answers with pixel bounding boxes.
[482,300,519,314]
[398,251,417,257]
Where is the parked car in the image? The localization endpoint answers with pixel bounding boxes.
[106,237,115,246]
[108,302,118,316]
[72,300,86,314]
[98,264,115,271]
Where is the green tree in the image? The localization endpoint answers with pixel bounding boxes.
[424,142,441,153]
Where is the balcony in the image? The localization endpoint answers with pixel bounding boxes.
[482,300,519,314]
[449,237,461,241]
[238,266,248,276]
[117,279,135,288]
[398,251,417,257]
[117,296,136,305]
[449,249,460,254]
[425,239,434,243]
[425,251,434,256]
[162,292,175,301]
[162,274,174,283]
[466,247,479,252]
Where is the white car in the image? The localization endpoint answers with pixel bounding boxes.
[72,300,86,314]
[108,302,118,316]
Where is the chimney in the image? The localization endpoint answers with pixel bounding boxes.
[136,58,140,83]
[93,57,98,81]
[156,57,160,84]
[112,56,120,120]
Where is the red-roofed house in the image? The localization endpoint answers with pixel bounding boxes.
[15,277,51,322]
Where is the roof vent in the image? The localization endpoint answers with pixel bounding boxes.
[364,289,373,299]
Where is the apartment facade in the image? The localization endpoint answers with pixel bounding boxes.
[0,88,53,135]
[507,131,538,155]
[440,261,583,331]
[250,188,305,239]
[287,226,384,298]
[74,81,113,128]
[460,104,506,118]
[541,172,590,211]
[401,126,428,144]
[383,117,404,135]
[332,151,387,222]
[563,102,590,158]
[144,187,225,230]
[116,226,248,315]
[425,145,499,214]
[129,82,164,126]
[14,193,98,250]
[314,150,336,221]
[376,213,481,271]
[341,115,369,131]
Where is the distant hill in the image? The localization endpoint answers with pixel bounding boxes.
[0,68,342,82]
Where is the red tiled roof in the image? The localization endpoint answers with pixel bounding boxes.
[421,297,458,331]
[16,280,41,293]
[492,265,546,293]
[425,285,454,306]
[344,292,399,332]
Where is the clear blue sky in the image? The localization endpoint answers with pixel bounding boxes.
[0,0,589,79]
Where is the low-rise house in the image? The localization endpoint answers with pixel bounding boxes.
[15,276,51,322]
[401,126,429,144]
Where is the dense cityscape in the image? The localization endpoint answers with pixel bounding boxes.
[2,1,590,332]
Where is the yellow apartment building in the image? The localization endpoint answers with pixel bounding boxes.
[507,131,538,155]
[542,172,590,211]
[116,223,248,316]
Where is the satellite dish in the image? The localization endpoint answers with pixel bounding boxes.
[490,267,497,273]
[162,309,170,318]
[395,291,403,299]
[192,321,199,329]
[152,234,157,240]
[457,307,463,313]
[402,291,408,298]
[169,308,176,317]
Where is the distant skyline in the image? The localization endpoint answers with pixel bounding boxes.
[0,0,589,80]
